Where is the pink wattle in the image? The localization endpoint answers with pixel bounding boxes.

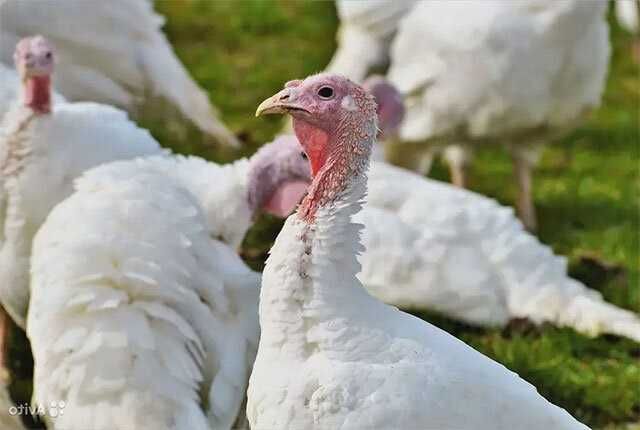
[263,180,310,218]
[24,75,51,113]
[293,119,329,177]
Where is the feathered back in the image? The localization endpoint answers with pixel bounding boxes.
[28,162,260,430]
[81,154,253,251]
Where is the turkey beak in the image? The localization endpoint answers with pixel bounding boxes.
[256,88,308,117]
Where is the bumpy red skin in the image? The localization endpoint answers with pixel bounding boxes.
[23,75,52,114]
[279,75,377,223]
[14,36,55,113]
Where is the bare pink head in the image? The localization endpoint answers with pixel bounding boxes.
[247,135,312,218]
[13,35,54,113]
[362,75,405,138]
[256,73,377,222]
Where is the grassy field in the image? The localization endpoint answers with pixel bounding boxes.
[10,1,639,428]
[156,1,639,428]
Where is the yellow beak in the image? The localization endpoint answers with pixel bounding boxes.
[255,88,308,117]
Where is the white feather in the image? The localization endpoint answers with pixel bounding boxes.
[327,0,417,82]
[387,0,610,143]
[249,165,588,429]
[357,161,640,341]
[28,156,260,430]
[0,0,239,145]
[615,0,639,33]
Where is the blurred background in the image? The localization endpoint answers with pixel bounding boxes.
[6,1,639,429]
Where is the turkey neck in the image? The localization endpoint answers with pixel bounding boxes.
[22,75,51,114]
[259,115,377,356]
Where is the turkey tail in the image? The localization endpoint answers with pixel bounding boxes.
[486,206,640,342]
[562,290,640,342]
[509,274,640,342]
[141,19,240,147]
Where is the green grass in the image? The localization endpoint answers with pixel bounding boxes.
[10,1,639,428]
[154,1,639,428]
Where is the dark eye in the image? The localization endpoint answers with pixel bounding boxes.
[300,151,308,160]
[45,52,52,59]
[317,86,334,99]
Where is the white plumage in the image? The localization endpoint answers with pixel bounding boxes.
[0,0,239,146]
[326,0,416,82]
[249,162,588,430]
[359,161,640,341]
[0,102,163,328]
[0,63,20,120]
[249,74,588,430]
[27,137,312,429]
[386,0,611,229]
[389,0,609,143]
[28,159,260,430]
[615,0,639,33]
[96,154,256,251]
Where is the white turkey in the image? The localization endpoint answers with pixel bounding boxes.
[355,76,640,341]
[0,36,163,387]
[248,73,589,430]
[0,0,239,146]
[386,0,611,230]
[27,137,311,430]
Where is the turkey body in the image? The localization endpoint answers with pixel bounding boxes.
[28,158,260,430]
[388,0,610,145]
[359,161,640,341]
[249,174,589,430]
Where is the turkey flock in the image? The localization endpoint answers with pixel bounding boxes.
[0,1,637,429]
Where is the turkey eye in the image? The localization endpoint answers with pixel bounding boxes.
[300,151,308,160]
[45,52,52,59]
[317,86,334,99]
